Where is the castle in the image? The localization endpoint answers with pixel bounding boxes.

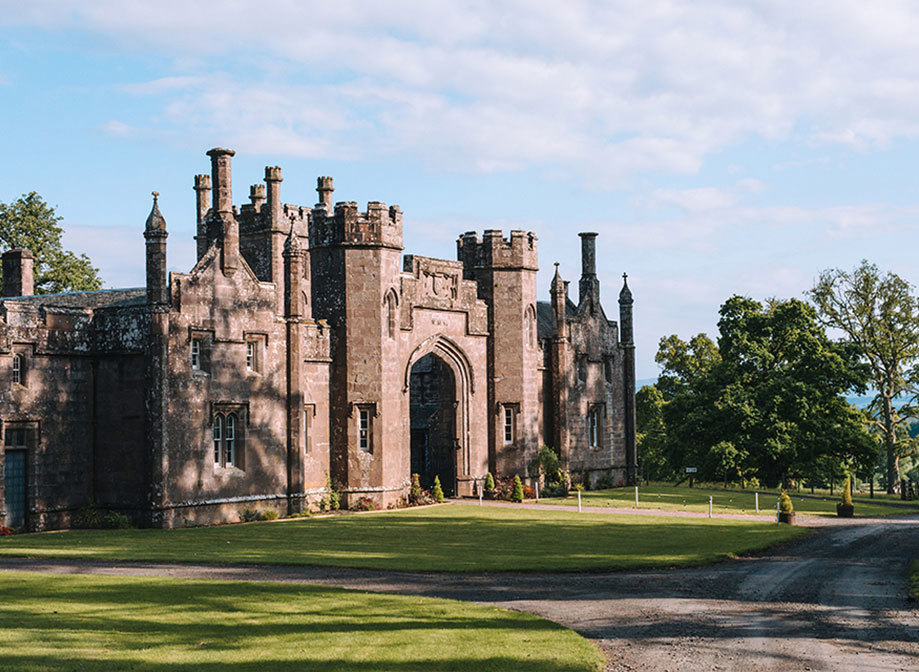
[0,148,636,530]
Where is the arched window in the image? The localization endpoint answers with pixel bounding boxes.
[213,414,223,466]
[384,290,398,339]
[225,414,236,467]
[525,309,532,347]
[11,354,21,386]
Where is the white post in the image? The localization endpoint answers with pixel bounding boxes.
[709,496,713,518]
[635,485,639,508]
[535,481,539,502]
[755,491,759,513]
[776,500,780,524]
[578,490,582,513]
[479,482,483,506]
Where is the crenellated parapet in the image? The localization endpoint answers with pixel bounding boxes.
[457,229,538,277]
[309,200,403,249]
[399,255,488,335]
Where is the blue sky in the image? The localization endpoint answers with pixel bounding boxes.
[2,1,919,378]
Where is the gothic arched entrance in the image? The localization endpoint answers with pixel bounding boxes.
[409,353,457,496]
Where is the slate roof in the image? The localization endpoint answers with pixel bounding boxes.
[0,288,146,309]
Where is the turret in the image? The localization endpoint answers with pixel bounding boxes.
[193,174,211,260]
[618,273,633,346]
[144,191,168,306]
[206,147,239,275]
[550,263,568,341]
[618,272,637,485]
[578,232,600,309]
[1,248,34,297]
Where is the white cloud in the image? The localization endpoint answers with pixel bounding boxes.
[8,1,919,183]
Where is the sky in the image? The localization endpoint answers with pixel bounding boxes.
[1,1,918,379]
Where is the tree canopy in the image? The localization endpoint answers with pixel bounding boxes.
[810,260,919,492]
[642,295,876,488]
[0,192,102,294]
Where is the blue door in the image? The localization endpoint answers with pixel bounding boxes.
[4,449,26,530]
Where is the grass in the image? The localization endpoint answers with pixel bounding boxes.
[909,560,919,602]
[0,504,809,572]
[540,482,919,518]
[0,571,604,672]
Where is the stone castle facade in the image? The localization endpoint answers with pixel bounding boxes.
[0,148,636,530]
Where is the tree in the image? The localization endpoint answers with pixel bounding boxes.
[635,385,673,481]
[655,296,875,487]
[0,192,102,294]
[810,261,919,493]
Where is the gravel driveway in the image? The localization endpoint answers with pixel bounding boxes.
[3,513,917,671]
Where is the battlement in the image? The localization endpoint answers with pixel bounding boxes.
[456,229,538,272]
[309,199,403,249]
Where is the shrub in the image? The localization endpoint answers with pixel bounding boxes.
[409,473,424,504]
[102,511,132,529]
[326,473,340,511]
[512,475,525,502]
[0,526,13,536]
[484,472,495,491]
[779,491,794,514]
[261,509,279,521]
[841,476,853,507]
[432,476,444,503]
[351,496,381,512]
[72,505,102,529]
[537,446,564,486]
[241,508,260,523]
[287,511,311,519]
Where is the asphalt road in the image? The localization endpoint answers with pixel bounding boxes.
[3,514,917,671]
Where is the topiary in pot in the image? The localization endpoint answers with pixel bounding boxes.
[778,490,796,524]
[837,476,854,518]
[512,475,525,503]
[484,472,496,499]
[432,475,444,503]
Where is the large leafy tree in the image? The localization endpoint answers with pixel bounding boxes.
[0,192,102,294]
[810,261,919,493]
[635,384,673,482]
[656,296,875,487]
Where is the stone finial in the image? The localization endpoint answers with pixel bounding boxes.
[619,272,633,304]
[283,221,302,256]
[145,191,167,232]
[551,262,565,293]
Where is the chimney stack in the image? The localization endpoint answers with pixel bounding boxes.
[249,184,266,210]
[206,147,238,275]
[265,166,283,227]
[193,174,211,260]
[317,176,334,211]
[2,249,34,297]
[578,232,600,307]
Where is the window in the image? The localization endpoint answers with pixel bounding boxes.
[246,342,256,372]
[588,406,603,447]
[359,408,372,452]
[225,414,236,466]
[213,412,241,468]
[213,414,222,466]
[525,310,532,346]
[11,354,21,385]
[578,356,587,382]
[191,339,201,370]
[384,290,398,339]
[504,407,515,444]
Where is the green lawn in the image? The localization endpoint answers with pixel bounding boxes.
[0,571,603,672]
[0,504,808,572]
[539,483,919,518]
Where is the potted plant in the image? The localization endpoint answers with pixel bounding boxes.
[837,476,854,518]
[778,490,795,524]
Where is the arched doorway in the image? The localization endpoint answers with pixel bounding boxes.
[409,353,457,496]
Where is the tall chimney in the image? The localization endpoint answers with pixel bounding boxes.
[265,166,283,227]
[2,249,34,297]
[207,147,238,275]
[193,174,211,260]
[249,184,266,210]
[317,176,334,211]
[578,232,600,307]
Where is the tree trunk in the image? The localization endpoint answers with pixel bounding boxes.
[883,393,896,494]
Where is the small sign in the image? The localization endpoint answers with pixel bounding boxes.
[685,467,698,473]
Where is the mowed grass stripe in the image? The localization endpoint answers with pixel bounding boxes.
[0,571,604,672]
[0,504,809,572]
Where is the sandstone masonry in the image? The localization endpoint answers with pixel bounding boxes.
[0,148,636,530]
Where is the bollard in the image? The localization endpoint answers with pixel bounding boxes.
[709,496,712,518]
[776,500,780,524]
[578,490,582,513]
[535,481,539,502]
[479,486,483,506]
[635,486,639,508]
[755,491,759,513]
